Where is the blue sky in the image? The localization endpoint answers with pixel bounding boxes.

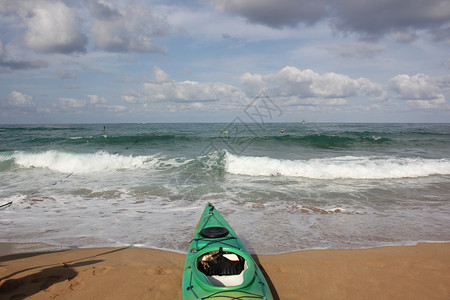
[1,0,449,124]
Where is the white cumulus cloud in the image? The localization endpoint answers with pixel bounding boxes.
[54,94,127,113]
[389,74,448,108]
[121,67,244,111]
[55,97,87,110]
[0,91,36,110]
[89,0,170,53]
[241,66,387,103]
[20,0,87,53]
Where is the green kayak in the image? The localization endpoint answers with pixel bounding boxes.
[182,203,274,300]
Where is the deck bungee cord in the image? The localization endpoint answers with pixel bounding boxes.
[191,209,240,253]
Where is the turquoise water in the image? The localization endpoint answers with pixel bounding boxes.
[1,123,449,253]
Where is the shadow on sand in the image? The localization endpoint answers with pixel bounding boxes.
[0,260,100,299]
[252,254,280,300]
[0,247,131,299]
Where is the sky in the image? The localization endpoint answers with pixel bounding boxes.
[0,0,449,124]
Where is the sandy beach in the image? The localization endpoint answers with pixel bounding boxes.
[0,242,449,300]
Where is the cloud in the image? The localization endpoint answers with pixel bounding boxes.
[1,0,170,56]
[87,94,107,105]
[122,66,392,114]
[240,66,387,103]
[209,0,450,41]
[0,40,48,70]
[121,67,244,111]
[54,94,126,113]
[55,97,87,110]
[211,0,326,28]
[389,73,448,108]
[0,56,48,71]
[391,31,418,43]
[86,94,126,112]
[57,68,77,79]
[19,0,87,53]
[64,85,80,90]
[332,42,385,59]
[405,98,446,109]
[222,33,247,46]
[88,94,128,112]
[88,0,122,21]
[152,66,171,83]
[329,0,450,41]
[0,91,36,111]
[89,0,170,53]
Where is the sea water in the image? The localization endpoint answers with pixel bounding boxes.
[1,123,449,254]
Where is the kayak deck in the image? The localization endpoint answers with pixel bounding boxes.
[182,203,273,300]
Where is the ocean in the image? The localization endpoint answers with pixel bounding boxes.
[1,122,449,254]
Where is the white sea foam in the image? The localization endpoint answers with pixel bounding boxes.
[10,150,164,174]
[225,152,450,179]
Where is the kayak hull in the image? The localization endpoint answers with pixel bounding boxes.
[182,203,273,300]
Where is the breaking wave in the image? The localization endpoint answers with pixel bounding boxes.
[4,150,450,180]
[4,150,175,174]
[225,152,450,179]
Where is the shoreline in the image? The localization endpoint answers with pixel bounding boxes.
[1,242,449,299]
[3,239,450,256]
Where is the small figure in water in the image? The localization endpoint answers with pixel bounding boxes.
[280,129,285,134]
[102,125,106,133]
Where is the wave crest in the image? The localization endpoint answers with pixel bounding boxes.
[225,152,450,179]
[9,150,163,174]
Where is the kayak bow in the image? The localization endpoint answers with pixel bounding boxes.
[182,203,273,300]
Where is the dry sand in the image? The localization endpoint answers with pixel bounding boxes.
[0,242,449,300]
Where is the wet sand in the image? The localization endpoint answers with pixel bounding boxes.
[1,242,449,299]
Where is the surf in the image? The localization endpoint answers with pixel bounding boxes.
[5,150,172,174]
[224,152,450,179]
